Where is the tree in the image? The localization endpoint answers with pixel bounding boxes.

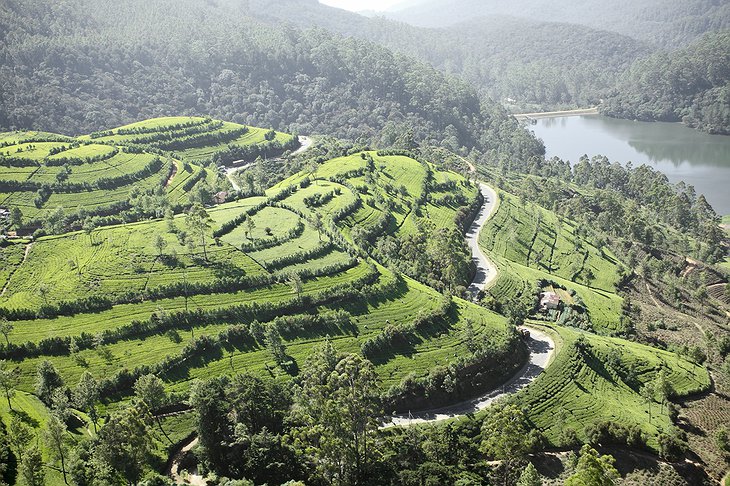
[165,208,177,233]
[654,368,673,413]
[82,217,96,245]
[10,207,22,228]
[228,373,291,435]
[564,444,618,486]
[265,326,288,366]
[189,376,231,472]
[74,372,100,433]
[43,414,69,484]
[640,382,655,423]
[35,360,64,406]
[20,445,44,486]
[0,420,17,486]
[185,203,212,261]
[134,374,171,442]
[154,234,167,258]
[288,273,303,300]
[246,215,256,240]
[0,319,12,346]
[0,362,18,411]
[293,344,380,485]
[481,404,539,486]
[7,417,32,462]
[517,462,542,486]
[50,388,72,423]
[95,404,154,484]
[311,213,323,241]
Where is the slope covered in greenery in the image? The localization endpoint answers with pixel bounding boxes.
[0,0,542,162]
[386,0,730,47]
[80,116,298,165]
[0,116,298,231]
[602,31,730,134]
[477,188,627,334]
[0,145,526,484]
[515,324,710,452]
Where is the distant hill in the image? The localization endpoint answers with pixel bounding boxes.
[0,0,541,162]
[385,0,730,47]
[245,1,650,110]
[602,31,730,134]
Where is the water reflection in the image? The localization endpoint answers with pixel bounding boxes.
[531,115,730,214]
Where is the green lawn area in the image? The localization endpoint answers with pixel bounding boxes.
[0,217,265,308]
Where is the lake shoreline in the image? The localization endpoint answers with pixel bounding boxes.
[513,107,599,121]
[530,114,730,215]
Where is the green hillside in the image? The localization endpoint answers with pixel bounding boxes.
[514,324,710,451]
[80,116,299,164]
[479,190,626,334]
[0,118,300,231]
[0,147,523,484]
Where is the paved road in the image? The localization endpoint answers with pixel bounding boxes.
[465,183,499,300]
[383,327,555,427]
[382,182,556,427]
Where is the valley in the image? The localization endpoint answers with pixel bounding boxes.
[0,0,727,484]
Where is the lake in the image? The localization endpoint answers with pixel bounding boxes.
[530,115,730,215]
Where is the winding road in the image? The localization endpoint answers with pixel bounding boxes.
[382,181,556,427]
[466,183,499,300]
[226,135,312,191]
[383,328,555,427]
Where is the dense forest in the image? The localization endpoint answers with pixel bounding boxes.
[602,31,730,134]
[249,2,649,111]
[248,0,730,124]
[0,0,542,161]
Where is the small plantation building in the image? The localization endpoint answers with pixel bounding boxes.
[539,291,561,311]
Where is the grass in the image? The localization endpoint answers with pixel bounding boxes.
[513,323,710,451]
[0,216,266,308]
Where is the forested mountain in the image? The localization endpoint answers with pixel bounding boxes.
[602,31,730,134]
[386,0,730,47]
[248,2,649,110]
[0,0,542,160]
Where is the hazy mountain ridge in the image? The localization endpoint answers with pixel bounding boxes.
[386,0,730,47]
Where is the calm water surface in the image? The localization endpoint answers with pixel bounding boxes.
[530,115,730,215]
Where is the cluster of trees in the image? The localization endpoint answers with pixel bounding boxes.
[0,0,542,164]
[375,221,474,293]
[21,338,584,485]
[602,31,730,134]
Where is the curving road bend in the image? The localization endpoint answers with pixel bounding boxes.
[226,135,312,191]
[383,328,555,427]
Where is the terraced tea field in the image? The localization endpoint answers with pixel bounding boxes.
[81,116,298,164]
[479,190,626,333]
[514,324,710,450]
[0,151,515,447]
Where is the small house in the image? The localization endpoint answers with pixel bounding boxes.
[539,291,561,311]
[214,191,229,204]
